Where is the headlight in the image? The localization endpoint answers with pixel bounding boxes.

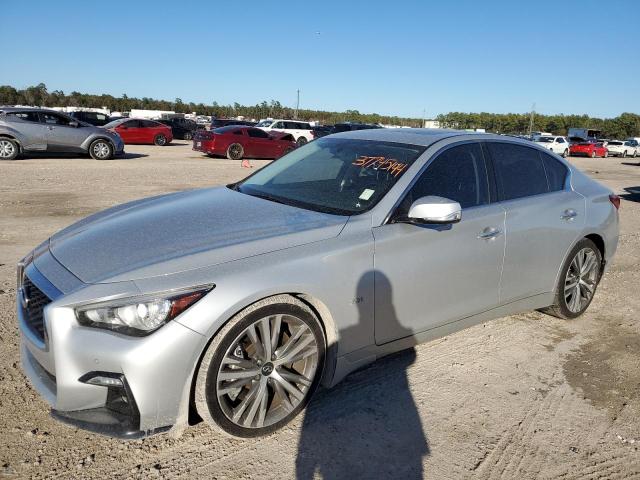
[75,285,213,336]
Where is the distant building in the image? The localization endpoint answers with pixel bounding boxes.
[423,119,441,129]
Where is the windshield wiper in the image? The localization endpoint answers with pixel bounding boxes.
[243,190,290,206]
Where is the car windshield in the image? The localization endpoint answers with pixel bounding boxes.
[103,119,124,129]
[236,138,425,215]
[537,137,554,143]
[214,126,241,134]
[256,120,273,127]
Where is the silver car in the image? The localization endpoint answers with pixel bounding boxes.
[17,129,619,438]
[0,107,124,160]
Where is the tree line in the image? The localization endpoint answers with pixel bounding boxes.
[1,83,638,138]
[0,83,421,127]
[436,111,640,139]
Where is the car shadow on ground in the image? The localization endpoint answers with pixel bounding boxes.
[621,161,640,167]
[11,152,149,161]
[620,186,640,203]
[296,271,429,479]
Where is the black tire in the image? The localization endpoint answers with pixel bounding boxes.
[562,149,568,158]
[154,134,168,146]
[296,136,308,147]
[194,295,326,438]
[541,238,602,319]
[0,138,19,160]
[183,131,193,141]
[89,139,114,160]
[226,143,244,160]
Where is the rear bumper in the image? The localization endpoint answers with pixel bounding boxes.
[192,139,218,154]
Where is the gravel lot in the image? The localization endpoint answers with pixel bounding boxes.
[1,141,639,479]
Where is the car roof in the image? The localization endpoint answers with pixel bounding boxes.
[329,127,494,147]
[0,106,61,114]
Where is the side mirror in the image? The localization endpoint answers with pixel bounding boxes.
[69,121,79,128]
[406,196,462,224]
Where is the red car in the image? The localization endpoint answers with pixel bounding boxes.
[569,141,608,158]
[103,118,173,146]
[193,126,296,160]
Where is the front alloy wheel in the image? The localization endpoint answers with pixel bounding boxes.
[195,296,325,437]
[0,138,18,160]
[90,140,113,160]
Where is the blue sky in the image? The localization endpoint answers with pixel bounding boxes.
[2,0,638,118]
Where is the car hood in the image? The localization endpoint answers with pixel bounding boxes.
[49,187,348,283]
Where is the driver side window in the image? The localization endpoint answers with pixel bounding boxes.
[41,113,72,126]
[400,142,490,213]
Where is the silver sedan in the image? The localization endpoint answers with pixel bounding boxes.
[17,129,619,438]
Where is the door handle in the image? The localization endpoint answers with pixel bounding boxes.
[561,209,578,220]
[477,227,502,240]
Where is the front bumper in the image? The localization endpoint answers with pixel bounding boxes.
[18,253,206,438]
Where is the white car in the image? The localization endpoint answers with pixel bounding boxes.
[606,140,638,158]
[256,119,313,146]
[534,136,570,157]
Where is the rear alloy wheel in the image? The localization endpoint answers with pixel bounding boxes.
[183,131,193,141]
[154,134,168,146]
[281,147,294,158]
[195,295,325,437]
[296,136,308,147]
[541,238,602,319]
[226,143,244,160]
[622,150,627,158]
[89,139,113,160]
[562,149,568,158]
[591,151,596,158]
[0,138,19,160]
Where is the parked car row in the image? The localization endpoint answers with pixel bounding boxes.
[534,134,639,159]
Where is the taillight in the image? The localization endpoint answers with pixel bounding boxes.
[609,194,621,210]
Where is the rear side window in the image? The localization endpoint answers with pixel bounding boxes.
[540,151,568,191]
[488,142,548,201]
[248,128,269,138]
[408,142,489,209]
[141,120,159,128]
[8,111,40,122]
[123,120,141,128]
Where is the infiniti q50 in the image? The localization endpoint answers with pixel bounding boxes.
[17,129,619,438]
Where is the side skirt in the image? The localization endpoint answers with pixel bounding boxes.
[329,292,554,387]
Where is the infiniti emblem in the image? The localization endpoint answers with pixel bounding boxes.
[261,362,274,376]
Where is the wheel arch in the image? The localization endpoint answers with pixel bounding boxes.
[584,232,605,263]
[87,136,116,152]
[0,133,22,152]
[185,291,339,426]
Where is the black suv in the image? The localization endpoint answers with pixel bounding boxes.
[158,117,202,140]
[68,111,111,126]
[210,118,257,129]
[312,122,382,139]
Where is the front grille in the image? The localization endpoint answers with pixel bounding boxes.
[22,276,52,342]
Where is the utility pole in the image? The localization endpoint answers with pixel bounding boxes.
[422,108,426,128]
[295,89,300,119]
[528,102,536,138]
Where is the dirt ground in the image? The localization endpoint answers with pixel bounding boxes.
[1,141,639,479]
